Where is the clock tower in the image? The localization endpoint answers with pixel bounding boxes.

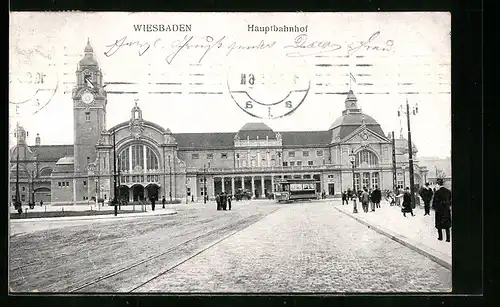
[72,39,107,201]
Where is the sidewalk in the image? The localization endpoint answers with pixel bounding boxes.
[334,199,452,270]
[9,207,177,223]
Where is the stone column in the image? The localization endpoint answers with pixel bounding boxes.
[211,177,215,197]
[251,176,255,197]
[231,177,235,194]
[221,176,225,193]
[271,175,275,193]
[261,175,265,197]
[241,176,244,189]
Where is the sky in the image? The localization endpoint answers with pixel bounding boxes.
[9,12,451,158]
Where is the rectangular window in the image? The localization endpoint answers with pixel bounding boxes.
[354,173,361,191]
[296,161,302,166]
[288,151,295,157]
[192,153,199,159]
[83,181,87,186]
[397,181,404,189]
[22,187,25,191]
[66,182,70,186]
[303,151,309,157]
[362,173,370,189]
[328,175,334,179]
[221,153,228,159]
[85,112,91,122]
[303,174,311,179]
[316,150,323,156]
[283,161,288,166]
[289,161,295,166]
[21,195,26,201]
[371,172,379,188]
[58,182,61,187]
[207,153,213,159]
[308,161,314,166]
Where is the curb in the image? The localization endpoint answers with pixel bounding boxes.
[10,210,177,223]
[333,206,452,271]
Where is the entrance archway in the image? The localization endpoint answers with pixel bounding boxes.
[146,184,160,201]
[34,187,51,203]
[118,186,129,203]
[131,184,145,201]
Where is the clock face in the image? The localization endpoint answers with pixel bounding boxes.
[82,92,95,104]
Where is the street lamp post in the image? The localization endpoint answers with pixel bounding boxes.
[349,150,358,213]
[398,98,418,208]
[203,163,207,204]
[95,177,99,210]
[112,129,118,216]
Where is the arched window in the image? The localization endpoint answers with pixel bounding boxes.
[146,147,158,170]
[355,150,379,168]
[119,144,159,172]
[40,168,53,177]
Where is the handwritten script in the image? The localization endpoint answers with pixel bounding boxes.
[103,32,393,64]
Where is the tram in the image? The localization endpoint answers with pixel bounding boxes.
[273,178,320,202]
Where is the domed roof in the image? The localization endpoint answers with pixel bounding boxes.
[56,156,74,165]
[328,90,386,140]
[329,113,380,130]
[79,39,98,66]
[236,122,276,140]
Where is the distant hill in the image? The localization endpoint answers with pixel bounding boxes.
[418,156,452,178]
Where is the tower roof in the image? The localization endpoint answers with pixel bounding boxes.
[79,39,98,66]
[236,122,276,140]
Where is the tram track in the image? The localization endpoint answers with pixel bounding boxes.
[69,208,280,293]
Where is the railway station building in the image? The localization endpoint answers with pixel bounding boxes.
[9,41,428,205]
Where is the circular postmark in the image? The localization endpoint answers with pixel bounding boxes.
[226,50,311,119]
[9,45,59,115]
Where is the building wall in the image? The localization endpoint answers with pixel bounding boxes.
[283,147,328,166]
[178,149,235,169]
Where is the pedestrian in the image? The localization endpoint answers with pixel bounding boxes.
[432,178,452,242]
[162,196,166,209]
[191,195,194,203]
[40,200,43,207]
[221,192,227,210]
[150,195,156,211]
[361,187,370,213]
[371,185,382,209]
[401,187,414,217]
[216,193,221,210]
[420,183,433,216]
[227,194,232,210]
[369,188,376,212]
[342,191,349,205]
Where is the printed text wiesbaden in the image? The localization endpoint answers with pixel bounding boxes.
[248,24,308,34]
[133,24,192,32]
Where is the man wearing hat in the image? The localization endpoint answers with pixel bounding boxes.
[420,182,434,216]
[432,178,452,242]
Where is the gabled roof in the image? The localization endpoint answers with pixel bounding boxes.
[280,131,331,146]
[173,133,235,149]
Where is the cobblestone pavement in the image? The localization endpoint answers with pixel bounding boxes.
[9,200,281,292]
[136,201,452,293]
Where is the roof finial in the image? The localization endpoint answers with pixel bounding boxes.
[134,98,139,107]
[361,115,365,125]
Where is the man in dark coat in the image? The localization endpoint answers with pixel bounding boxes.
[402,187,414,217]
[361,187,370,213]
[221,192,227,210]
[342,191,348,205]
[432,178,452,242]
[227,194,232,210]
[216,193,221,210]
[162,196,166,209]
[150,195,156,211]
[371,186,382,209]
[420,183,434,215]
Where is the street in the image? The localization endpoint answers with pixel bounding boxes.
[9,199,451,293]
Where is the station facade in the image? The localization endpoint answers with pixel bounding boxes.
[9,41,428,205]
